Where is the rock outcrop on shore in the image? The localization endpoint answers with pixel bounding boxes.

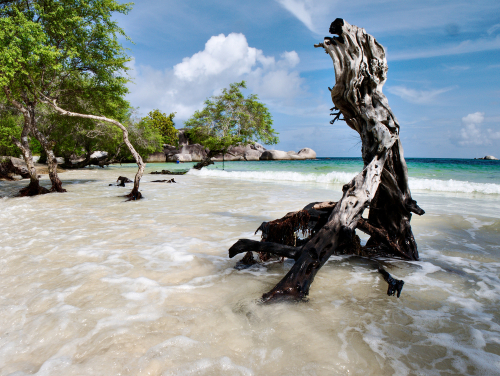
[260,150,289,160]
[0,157,29,180]
[0,156,62,179]
[213,144,316,161]
[146,130,317,163]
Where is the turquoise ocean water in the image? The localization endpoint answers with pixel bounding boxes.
[1,157,500,374]
[177,157,500,195]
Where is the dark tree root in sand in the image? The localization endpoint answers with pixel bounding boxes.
[125,187,142,201]
[49,179,67,193]
[19,180,50,196]
[116,176,143,201]
[227,19,424,303]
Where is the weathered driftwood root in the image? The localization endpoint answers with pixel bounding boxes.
[228,19,424,303]
[230,239,302,260]
[247,201,409,258]
[230,201,406,297]
[234,250,259,269]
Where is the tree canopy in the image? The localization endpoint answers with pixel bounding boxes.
[0,0,150,198]
[0,0,131,107]
[144,110,178,146]
[184,81,278,154]
[0,105,21,156]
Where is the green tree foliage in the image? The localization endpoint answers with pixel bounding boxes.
[184,81,278,154]
[0,1,151,197]
[145,110,178,146]
[0,102,40,156]
[0,0,131,96]
[0,111,21,156]
[123,111,163,160]
[0,1,132,125]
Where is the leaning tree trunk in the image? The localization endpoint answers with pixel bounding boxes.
[11,132,49,196]
[228,19,424,302]
[30,127,66,192]
[3,88,49,196]
[41,99,145,200]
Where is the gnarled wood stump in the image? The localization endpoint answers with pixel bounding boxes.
[228,19,424,302]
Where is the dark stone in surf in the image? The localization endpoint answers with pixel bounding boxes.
[116,176,132,186]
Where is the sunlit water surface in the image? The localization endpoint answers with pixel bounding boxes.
[1,161,500,375]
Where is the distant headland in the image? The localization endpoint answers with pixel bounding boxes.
[475,155,498,160]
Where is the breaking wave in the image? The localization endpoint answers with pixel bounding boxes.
[188,169,356,184]
[188,168,500,194]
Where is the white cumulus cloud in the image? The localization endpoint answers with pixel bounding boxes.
[458,112,500,146]
[126,33,304,120]
[174,33,261,81]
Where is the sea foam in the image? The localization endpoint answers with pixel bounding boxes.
[188,168,355,184]
[188,168,500,194]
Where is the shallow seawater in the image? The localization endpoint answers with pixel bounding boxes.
[0,162,499,375]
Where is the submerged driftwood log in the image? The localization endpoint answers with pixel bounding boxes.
[151,170,188,175]
[151,178,176,183]
[228,19,423,302]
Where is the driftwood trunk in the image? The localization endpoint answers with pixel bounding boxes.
[228,19,424,302]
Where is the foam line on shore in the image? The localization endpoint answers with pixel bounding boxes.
[188,168,356,184]
[188,168,500,194]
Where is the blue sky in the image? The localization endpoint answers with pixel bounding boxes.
[115,0,500,158]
